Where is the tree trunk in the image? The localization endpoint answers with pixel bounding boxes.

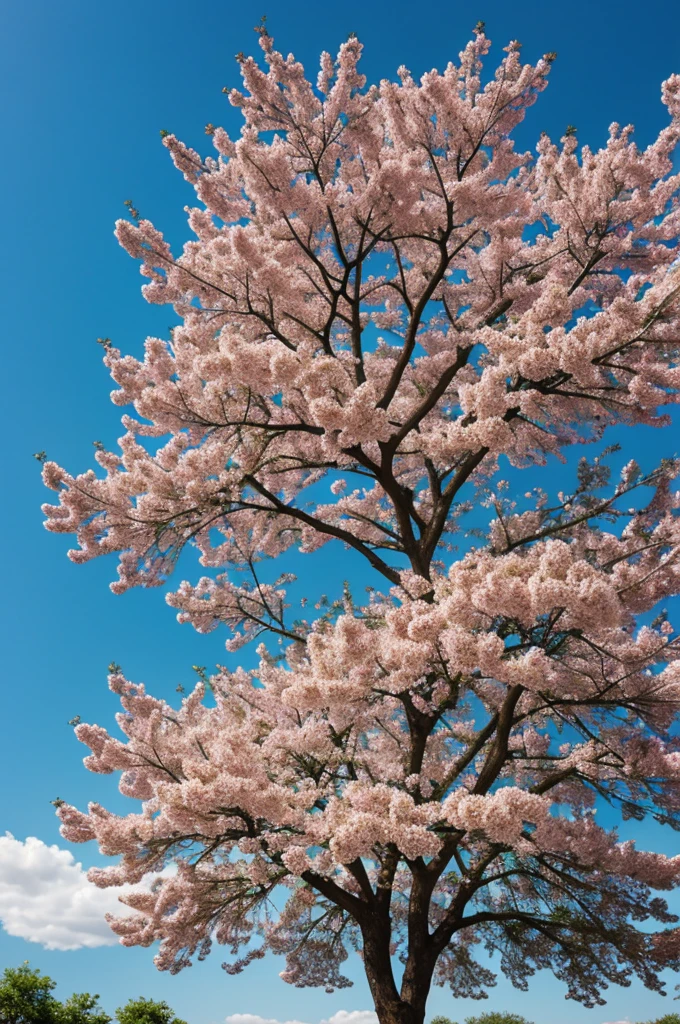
[371,1002,424,1024]
[361,921,430,1024]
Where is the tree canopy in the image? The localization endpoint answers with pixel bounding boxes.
[114,999,185,1024]
[0,966,185,1024]
[0,965,108,1024]
[43,21,680,1024]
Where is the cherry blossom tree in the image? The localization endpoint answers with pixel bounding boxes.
[41,22,680,1024]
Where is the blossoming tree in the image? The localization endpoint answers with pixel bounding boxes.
[42,24,680,1024]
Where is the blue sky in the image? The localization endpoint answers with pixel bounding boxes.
[2,0,680,1022]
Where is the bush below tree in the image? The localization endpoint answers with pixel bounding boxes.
[0,966,185,1024]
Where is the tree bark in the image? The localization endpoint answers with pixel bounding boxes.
[361,918,432,1024]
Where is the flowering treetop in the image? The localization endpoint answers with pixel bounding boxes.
[42,25,680,1024]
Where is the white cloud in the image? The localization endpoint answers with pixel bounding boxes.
[322,1013,378,1024]
[226,1012,378,1024]
[0,833,127,951]
[226,1017,309,1024]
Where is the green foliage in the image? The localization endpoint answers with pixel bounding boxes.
[57,994,110,1024]
[0,964,57,1024]
[464,1015,535,1024]
[114,1000,186,1024]
[430,1014,534,1024]
[431,1013,680,1024]
[0,968,184,1024]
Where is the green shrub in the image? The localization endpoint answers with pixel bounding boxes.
[115,999,186,1024]
[0,967,187,1024]
[0,965,109,1024]
[464,1014,534,1024]
[430,1014,534,1024]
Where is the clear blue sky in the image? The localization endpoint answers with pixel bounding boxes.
[2,1,680,1022]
